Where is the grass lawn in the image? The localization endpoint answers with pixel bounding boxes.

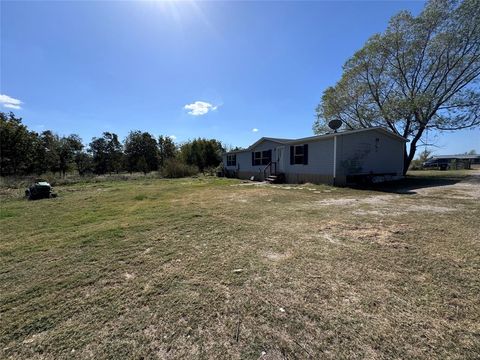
[1,173,479,359]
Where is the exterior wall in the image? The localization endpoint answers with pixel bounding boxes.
[223,140,287,181]
[285,173,347,186]
[336,130,404,176]
[225,138,338,183]
[284,138,334,176]
[223,129,405,184]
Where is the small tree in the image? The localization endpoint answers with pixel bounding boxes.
[409,149,433,170]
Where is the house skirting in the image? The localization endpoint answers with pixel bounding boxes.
[236,171,347,186]
[237,170,266,181]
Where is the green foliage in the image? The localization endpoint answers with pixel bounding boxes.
[0,112,37,176]
[89,132,123,174]
[0,113,227,179]
[314,0,480,172]
[161,158,199,178]
[124,131,159,174]
[58,134,83,177]
[74,152,94,175]
[158,135,177,167]
[0,113,83,177]
[179,138,224,171]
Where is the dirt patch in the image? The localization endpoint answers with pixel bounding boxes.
[263,250,292,262]
[308,192,458,216]
[412,171,480,200]
[406,204,457,213]
[313,194,400,207]
[320,221,408,247]
[22,331,49,344]
[352,210,384,216]
[124,272,135,280]
[315,198,359,206]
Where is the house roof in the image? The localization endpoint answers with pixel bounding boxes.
[432,155,480,160]
[284,127,408,145]
[247,137,294,149]
[224,127,408,155]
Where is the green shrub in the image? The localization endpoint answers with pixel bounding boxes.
[161,159,199,178]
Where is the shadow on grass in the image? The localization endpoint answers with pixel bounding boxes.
[351,172,472,195]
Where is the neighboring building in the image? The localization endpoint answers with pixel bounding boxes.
[222,127,407,185]
[423,154,480,170]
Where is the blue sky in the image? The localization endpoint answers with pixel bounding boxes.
[1,0,478,156]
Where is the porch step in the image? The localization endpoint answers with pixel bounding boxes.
[265,174,285,184]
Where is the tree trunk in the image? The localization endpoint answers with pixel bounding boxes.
[402,126,426,175]
[403,145,409,175]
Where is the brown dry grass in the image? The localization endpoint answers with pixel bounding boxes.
[0,174,479,359]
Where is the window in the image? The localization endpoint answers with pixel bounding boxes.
[252,150,272,166]
[227,154,236,167]
[294,145,304,164]
[290,144,308,165]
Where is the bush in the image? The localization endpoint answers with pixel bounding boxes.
[203,167,217,176]
[161,159,199,178]
[409,159,424,170]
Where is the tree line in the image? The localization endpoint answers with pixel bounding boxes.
[0,112,224,177]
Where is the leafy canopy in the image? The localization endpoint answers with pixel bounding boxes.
[314,0,480,171]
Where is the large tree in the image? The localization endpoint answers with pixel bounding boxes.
[179,138,224,171]
[158,135,177,167]
[0,112,37,176]
[314,0,480,173]
[89,132,123,174]
[124,131,159,174]
[38,131,61,175]
[58,134,83,178]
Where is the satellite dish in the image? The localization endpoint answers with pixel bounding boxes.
[328,119,342,132]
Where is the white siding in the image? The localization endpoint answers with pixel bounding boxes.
[337,130,404,176]
[284,138,334,175]
[223,128,405,182]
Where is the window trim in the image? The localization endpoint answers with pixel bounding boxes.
[294,145,304,164]
[290,144,309,165]
[226,154,236,167]
[253,150,271,166]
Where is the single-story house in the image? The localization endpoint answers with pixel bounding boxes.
[222,127,407,185]
[423,154,480,170]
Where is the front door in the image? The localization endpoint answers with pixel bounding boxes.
[276,146,285,172]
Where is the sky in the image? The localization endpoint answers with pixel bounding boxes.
[1,0,478,156]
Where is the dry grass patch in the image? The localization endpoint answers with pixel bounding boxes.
[1,175,479,359]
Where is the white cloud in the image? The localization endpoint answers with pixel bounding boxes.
[184,101,218,116]
[0,94,22,110]
[4,103,21,109]
[252,128,259,132]
[168,135,177,140]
